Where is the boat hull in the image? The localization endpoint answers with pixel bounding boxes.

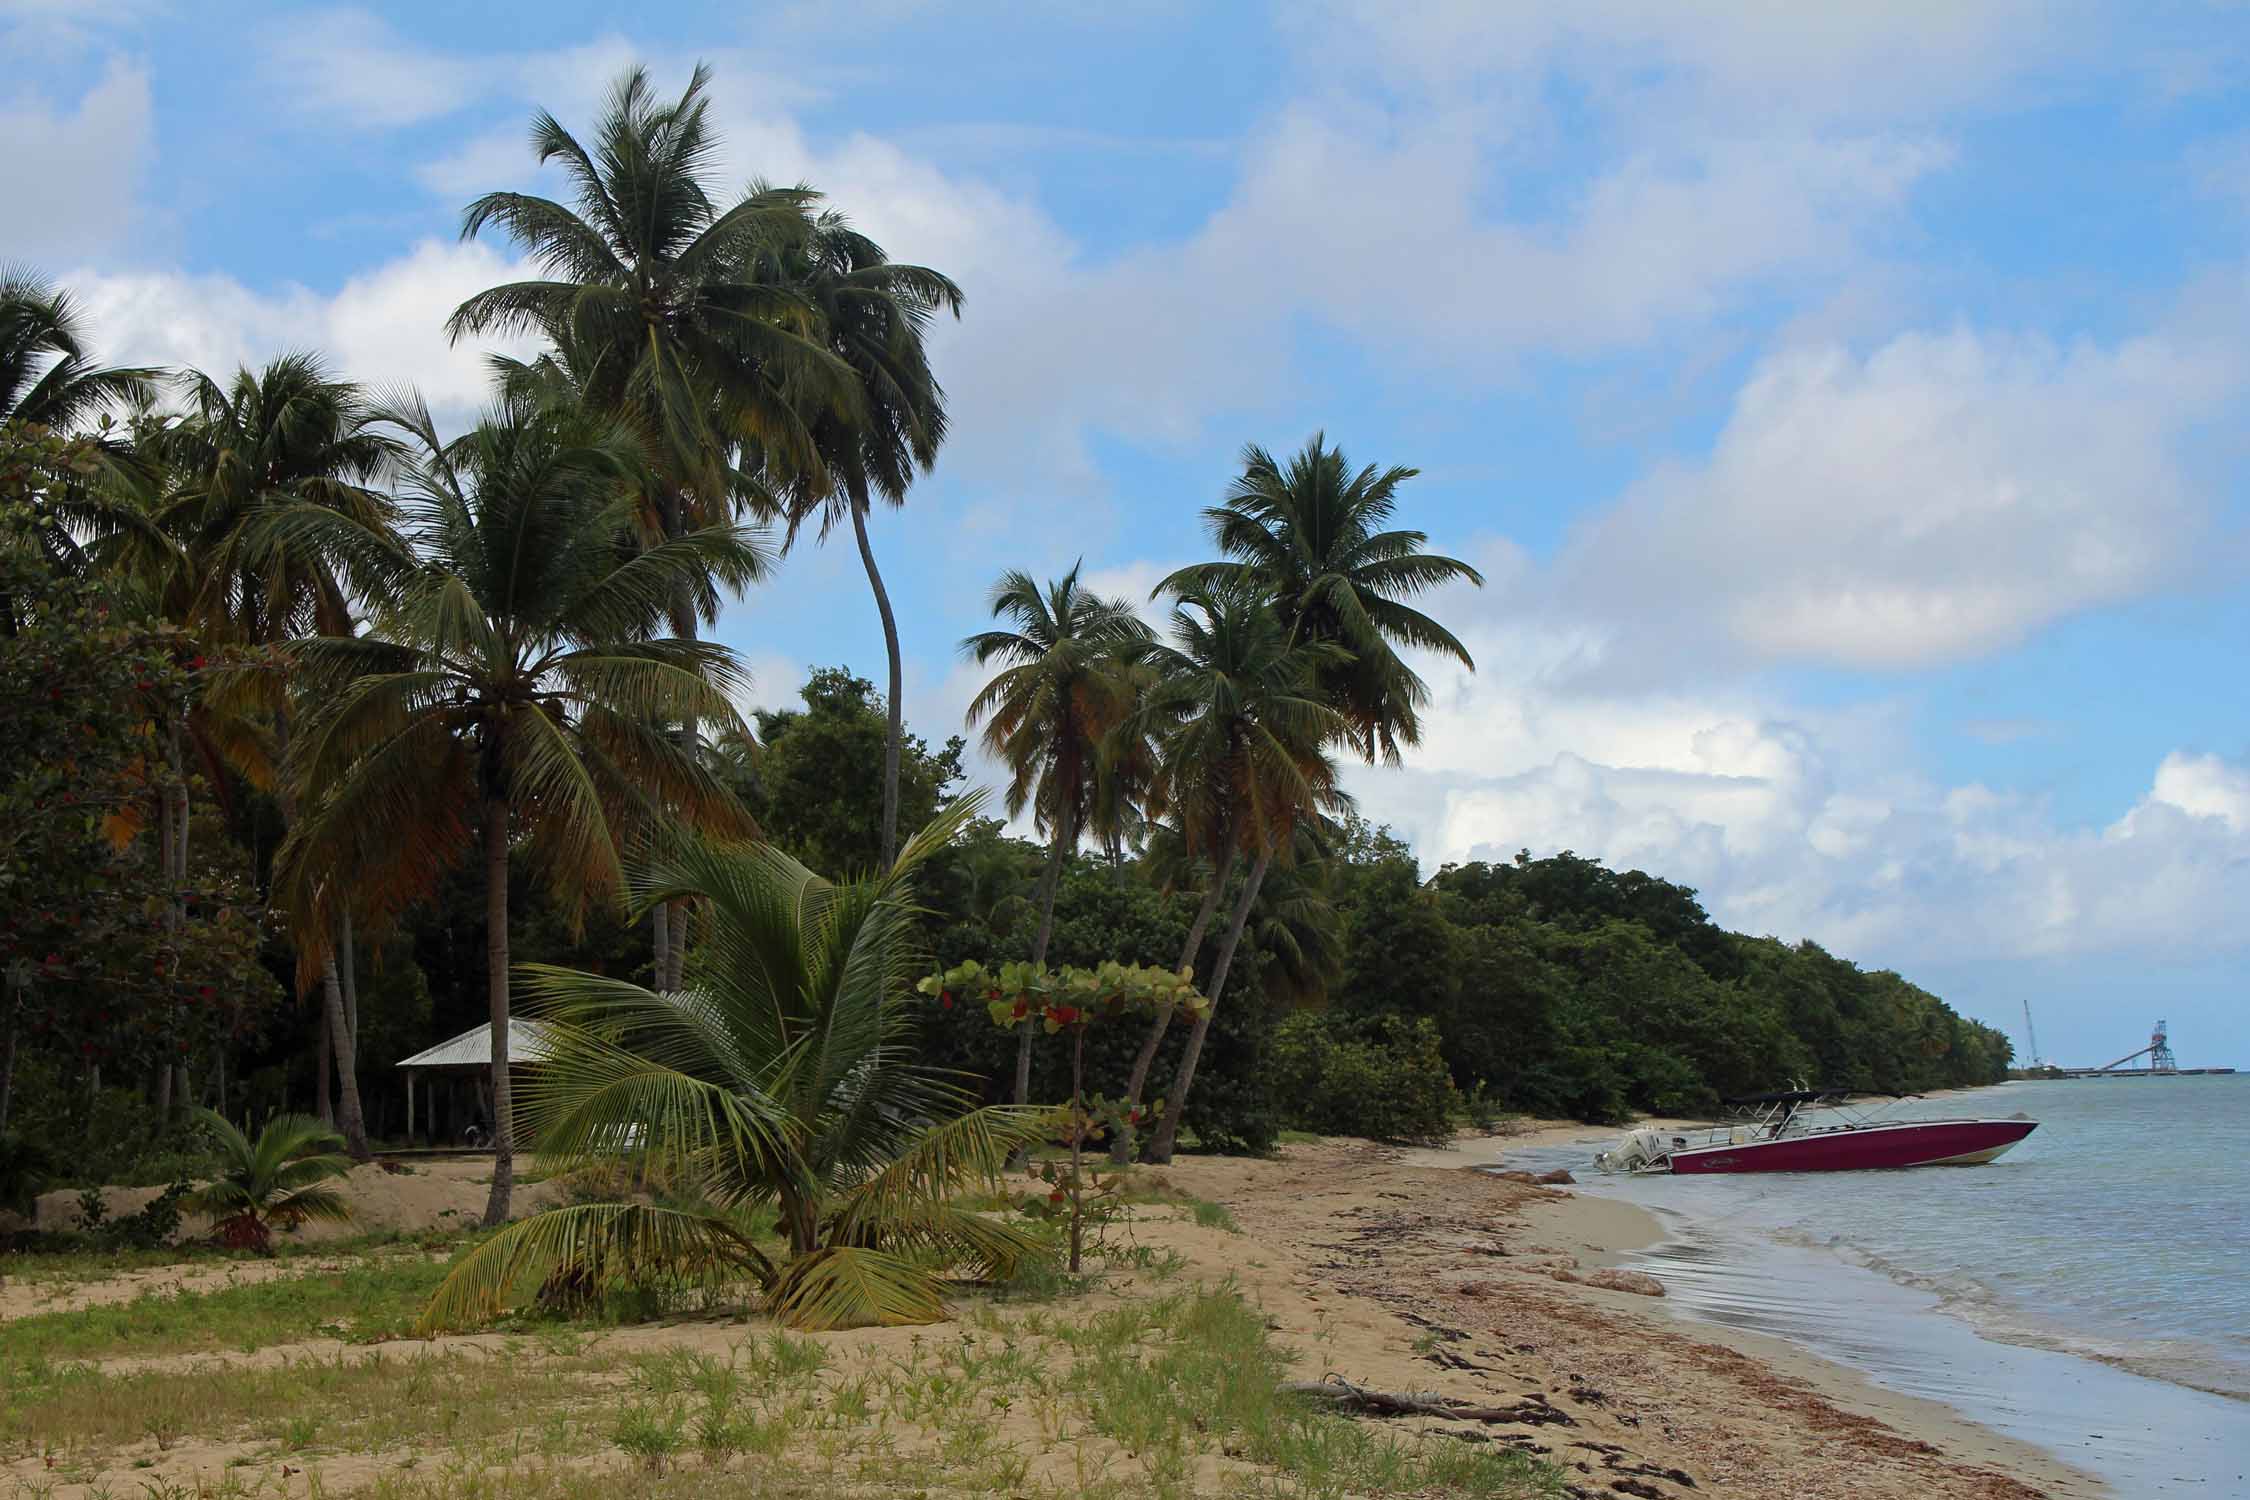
[1665,1118,2037,1174]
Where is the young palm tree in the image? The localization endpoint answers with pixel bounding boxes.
[181,1109,354,1253]
[1158,434,1483,764]
[1127,581,1348,1164]
[151,355,400,1157]
[276,390,765,1226]
[0,269,159,430]
[418,801,1053,1333]
[962,563,1149,1113]
[776,207,962,867]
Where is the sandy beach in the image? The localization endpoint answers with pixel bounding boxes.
[1156,1134,2099,1500]
[2,1136,2107,1498]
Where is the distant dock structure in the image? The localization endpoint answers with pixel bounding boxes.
[2043,1019,2237,1078]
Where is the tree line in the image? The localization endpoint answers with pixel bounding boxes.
[2,62,2009,1232]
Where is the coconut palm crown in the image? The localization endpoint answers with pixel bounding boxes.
[0,268,160,430]
[1158,434,1484,764]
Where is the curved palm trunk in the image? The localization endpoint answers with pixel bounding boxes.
[849,500,904,867]
[481,800,515,1227]
[1113,843,1234,1163]
[1146,846,1271,1165]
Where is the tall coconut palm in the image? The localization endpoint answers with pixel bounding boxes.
[776,207,962,868]
[418,799,1054,1333]
[961,562,1149,1113]
[277,390,765,1226]
[450,63,853,986]
[1129,581,1348,1164]
[151,354,400,1158]
[1158,434,1483,764]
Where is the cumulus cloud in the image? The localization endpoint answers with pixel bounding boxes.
[67,239,539,419]
[1551,318,2243,672]
[0,57,151,261]
[1341,639,2250,968]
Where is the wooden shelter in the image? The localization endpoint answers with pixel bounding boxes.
[394,1019,556,1147]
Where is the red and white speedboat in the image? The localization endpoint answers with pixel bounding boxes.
[1595,1090,2037,1175]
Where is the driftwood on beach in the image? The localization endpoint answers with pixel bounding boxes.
[1278,1375,1578,1426]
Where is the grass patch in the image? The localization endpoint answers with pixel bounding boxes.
[0,1255,457,1362]
[0,1343,625,1466]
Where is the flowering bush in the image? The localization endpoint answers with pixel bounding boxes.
[918,959,1206,1270]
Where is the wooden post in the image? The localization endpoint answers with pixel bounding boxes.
[406,1071,415,1146]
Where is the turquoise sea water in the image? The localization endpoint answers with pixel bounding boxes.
[1508,1077,2250,1496]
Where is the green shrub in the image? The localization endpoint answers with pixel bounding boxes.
[1271,1013,1458,1145]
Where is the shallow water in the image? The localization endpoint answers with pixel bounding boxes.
[1506,1077,2250,1496]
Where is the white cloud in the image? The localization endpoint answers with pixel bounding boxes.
[1342,636,2250,967]
[68,239,539,420]
[1552,318,2243,672]
[0,57,151,261]
[2139,751,2250,835]
[261,7,479,127]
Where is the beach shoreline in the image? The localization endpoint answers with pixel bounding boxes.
[1154,1135,2095,1500]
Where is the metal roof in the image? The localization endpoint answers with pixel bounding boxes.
[396,1019,559,1071]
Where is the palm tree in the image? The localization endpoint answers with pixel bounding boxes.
[961,563,1149,1113]
[1158,435,1483,764]
[151,354,400,1157]
[418,801,1053,1333]
[1130,581,1348,1164]
[277,390,764,1226]
[0,269,159,430]
[181,1109,354,1253]
[0,271,163,580]
[450,63,853,987]
[775,207,962,868]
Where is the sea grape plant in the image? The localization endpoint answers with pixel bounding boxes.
[918,959,1206,1271]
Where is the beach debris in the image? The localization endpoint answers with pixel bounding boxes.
[1583,1269,1665,1297]
[1278,1376,1579,1428]
[1536,1169,1577,1185]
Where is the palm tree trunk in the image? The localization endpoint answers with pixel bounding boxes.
[339,909,359,1053]
[1113,843,1234,1163]
[322,937,370,1160]
[157,719,189,1123]
[849,500,904,867]
[1146,846,1271,1165]
[1018,803,1073,1108]
[657,494,698,991]
[481,798,514,1228]
[316,1006,333,1125]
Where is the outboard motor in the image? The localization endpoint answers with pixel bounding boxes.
[1595,1127,1669,1174]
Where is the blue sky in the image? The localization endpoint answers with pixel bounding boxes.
[10,0,2250,1067]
